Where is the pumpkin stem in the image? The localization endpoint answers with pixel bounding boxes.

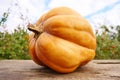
[27,23,43,38]
[27,23,42,34]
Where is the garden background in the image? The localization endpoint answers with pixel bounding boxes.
[0,0,120,60]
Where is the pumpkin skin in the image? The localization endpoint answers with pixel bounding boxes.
[28,7,96,73]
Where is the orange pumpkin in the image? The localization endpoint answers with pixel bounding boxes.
[28,7,96,73]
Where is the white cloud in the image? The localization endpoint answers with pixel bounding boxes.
[0,0,46,32]
[48,0,119,16]
[105,4,120,25]
[0,0,12,18]
[48,0,93,16]
[17,0,46,21]
[0,0,120,32]
[89,2,120,30]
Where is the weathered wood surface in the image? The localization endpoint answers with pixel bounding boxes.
[0,60,120,80]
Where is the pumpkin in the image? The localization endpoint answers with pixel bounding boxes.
[28,7,96,73]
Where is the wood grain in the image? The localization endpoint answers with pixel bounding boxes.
[0,60,120,80]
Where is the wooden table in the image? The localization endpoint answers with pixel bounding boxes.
[0,60,120,80]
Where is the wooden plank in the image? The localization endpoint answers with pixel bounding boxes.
[0,60,120,80]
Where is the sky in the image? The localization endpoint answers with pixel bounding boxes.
[0,0,120,32]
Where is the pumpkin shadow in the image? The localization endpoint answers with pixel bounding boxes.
[31,66,64,75]
[28,63,99,79]
[31,65,88,73]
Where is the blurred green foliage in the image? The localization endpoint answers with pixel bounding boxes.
[95,25,120,59]
[0,27,30,59]
[0,25,120,60]
[0,5,30,60]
